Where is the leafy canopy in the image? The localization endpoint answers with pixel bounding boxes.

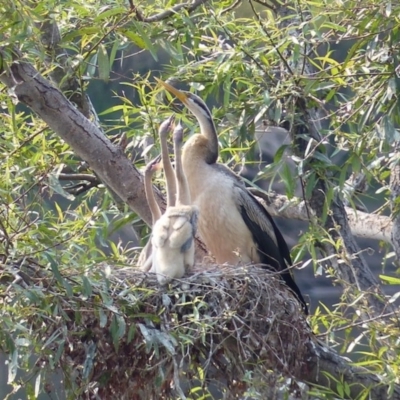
[1,0,400,398]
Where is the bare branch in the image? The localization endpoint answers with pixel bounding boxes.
[64,181,100,196]
[221,0,243,14]
[58,173,98,183]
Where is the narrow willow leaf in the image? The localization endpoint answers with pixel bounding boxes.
[379,274,400,285]
[109,38,120,68]
[116,315,126,340]
[87,53,98,77]
[280,163,295,199]
[386,0,392,17]
[46,254,65,285]
[99,307,108,328]
[35,371,41,397]
[82,342,97,380]
[382,115,400,144]
[98,44,110,82]
[48,174,75,201]
[127,324,136,344]
[305,172,318,199]
[94,7,126,21]
[133,23,158,61]
[8,349,18,383]
[123,31,146,48]
[82,276,92,299]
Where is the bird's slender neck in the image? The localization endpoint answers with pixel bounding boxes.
[144,170,161,225]
[159,134,177,208]
[191,105,218,164]
[174,140,191,206]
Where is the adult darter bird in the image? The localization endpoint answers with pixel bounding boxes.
[156,78,308,313]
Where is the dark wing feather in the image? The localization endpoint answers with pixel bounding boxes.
[234,185,308,315]
[212,164,308,313]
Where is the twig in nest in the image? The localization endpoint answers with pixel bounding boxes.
[58,173,100,195]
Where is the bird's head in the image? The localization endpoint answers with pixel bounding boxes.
[145,154,162,174]
[158,113,175,138]
[156,78,218,164]
[156,78,213,126]
[173,120,184,145]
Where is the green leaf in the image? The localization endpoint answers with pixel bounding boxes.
[273,144,289,163]
[110,314,126,351]
[109,38,120,67]
[82,342,97,380]
[321,21,348,33]
[108,213,137,236]
[336,382,344,398]
[116,315,126,340]
[99,307,108,328]
[305,172,318,199]
[34,371,41,398]
[381,115,400,144]
[48,174,75,201]
[53,340,65,366]
[82,276,93,299]
[87,53,98,77]
[280,163,296,199]
[46,254,67,289]
[131,22,158,61]
[127,324,136,344]
[98,44,110,82]
[94,7,126,21]
[123,31,146,48]
[313,151,333,165]
[8,349,18,384]
[379,274,400,285]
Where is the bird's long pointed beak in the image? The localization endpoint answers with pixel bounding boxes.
[155,78,188,104]
[167,113,176,128]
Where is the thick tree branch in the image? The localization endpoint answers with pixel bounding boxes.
[0,52,158,226]
[250,188,392,243]
[301,340,400,399]
[0,50,209,259]
[37,17,131,211]
[38,19,91,118]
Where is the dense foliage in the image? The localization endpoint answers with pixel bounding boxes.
[1,0,400,398]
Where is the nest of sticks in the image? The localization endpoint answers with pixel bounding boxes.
[60,264,312,399]
[5,255,399,400]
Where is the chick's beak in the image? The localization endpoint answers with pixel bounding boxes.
[146,154,162,173]
[173,119,184,144]
[167,113,176,129]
